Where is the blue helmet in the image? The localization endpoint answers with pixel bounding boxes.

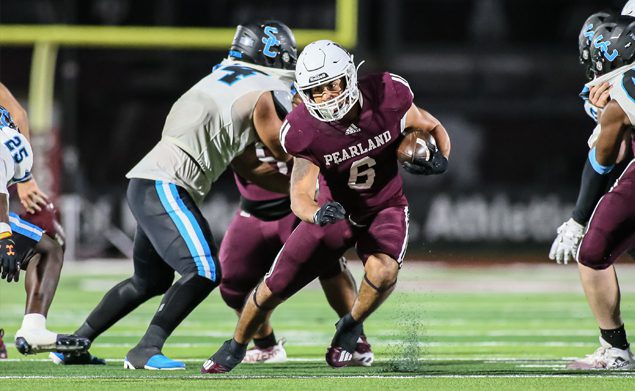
[228,20,297,70]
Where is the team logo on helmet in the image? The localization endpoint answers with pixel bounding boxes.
[309,73,329,83]
[261,26,280,58]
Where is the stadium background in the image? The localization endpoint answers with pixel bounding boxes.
[0,0,627,260]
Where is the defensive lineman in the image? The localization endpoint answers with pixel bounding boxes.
[57,20,297,370]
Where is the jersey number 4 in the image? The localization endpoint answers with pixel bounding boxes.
[217,65,267,86]
[4,136,28,163]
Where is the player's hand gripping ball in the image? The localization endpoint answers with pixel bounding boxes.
[397,127,448,175]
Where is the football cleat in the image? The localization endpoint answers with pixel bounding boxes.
[124,354,185,370]
[15,333,91,355]
[200,359,232,374]
[325,314,363,368]
[325,346,353,368]
[242,337,287,364]
[200,339,246,374]
[49,351,106,365]
[567,337,635,370]
[351,335,374,367]
[0,329,7,359]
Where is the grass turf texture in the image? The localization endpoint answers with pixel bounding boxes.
[1,260,635,390]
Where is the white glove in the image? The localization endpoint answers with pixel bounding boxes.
[549,218,585,264]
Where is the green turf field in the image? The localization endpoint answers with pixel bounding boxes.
[1,260,635,390]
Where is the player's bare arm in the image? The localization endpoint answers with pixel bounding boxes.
[289,157,320,223]
[253,92,290,162]
[0,82,29,138]
[595,100,630,166]
[231,144,290,195]
[404,104,451,158]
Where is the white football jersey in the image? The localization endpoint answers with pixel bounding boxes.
[0,126,33,194]
[608,65,635,126]
[127,59,292,204]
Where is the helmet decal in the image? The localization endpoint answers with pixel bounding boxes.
[261,26,280,58]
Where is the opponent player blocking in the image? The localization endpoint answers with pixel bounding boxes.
[53,20,297,370]
[201,40,450,373]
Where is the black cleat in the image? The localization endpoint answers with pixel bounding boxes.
[50,351,106,365]
[15,334,91,355]
[326,314,363,368]
[201,339,247,374]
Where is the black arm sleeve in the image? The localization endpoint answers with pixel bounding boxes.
[571,159,610,225]
[271,90,293,121]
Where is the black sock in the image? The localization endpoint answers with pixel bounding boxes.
[600,325,630,350]
[76,277,163,341]
[140,273,214,350]
[230,338,248,354]
[254,332,277,349]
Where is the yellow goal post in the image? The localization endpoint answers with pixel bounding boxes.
[0,0,358,134]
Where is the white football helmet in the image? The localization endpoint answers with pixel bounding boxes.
[294,40,359,122]
[623,0,635,16]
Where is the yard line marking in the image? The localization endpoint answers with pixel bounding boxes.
[76,341,597,348]
[2,374,635,379]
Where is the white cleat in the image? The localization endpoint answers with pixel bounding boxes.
[351,335,374,367]
[242,337,287,364]
[567,337,635,370]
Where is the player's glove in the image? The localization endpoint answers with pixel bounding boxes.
[313,202,346,226]
[0,235,20,282]
[548,218,585,265]
[402,145,448,176]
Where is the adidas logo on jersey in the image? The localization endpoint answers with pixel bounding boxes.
[345,124,361,135]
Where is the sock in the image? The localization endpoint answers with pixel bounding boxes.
[75,322,98,340]
[601,325,629,350]
[17,313,56,345]
[21,313,47,331]
[254,332,277,349]
[332,313,363,353]
[129,273,214,365]
[77,277,164,341]
[230,338,248,354]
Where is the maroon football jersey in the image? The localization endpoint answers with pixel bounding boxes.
[282,72,413,220]
[234,142,293,202]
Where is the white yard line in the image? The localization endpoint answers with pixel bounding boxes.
[1,374,635,379]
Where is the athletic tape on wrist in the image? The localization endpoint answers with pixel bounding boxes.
[0,222,12,239]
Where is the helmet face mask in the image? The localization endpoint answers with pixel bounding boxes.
[295,40,359,122]
[229,20,297,70]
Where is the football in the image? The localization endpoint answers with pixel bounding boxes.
[396,127,435,164]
